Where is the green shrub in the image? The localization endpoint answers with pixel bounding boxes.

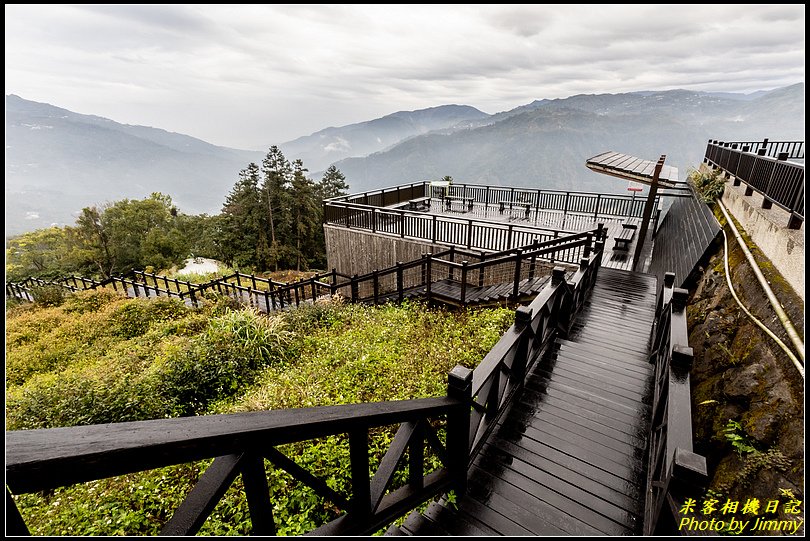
[689,167,726,202]
[111,297,190,338]
[156,310,291,416]
[63,288,122,314]
[31,284,66,307]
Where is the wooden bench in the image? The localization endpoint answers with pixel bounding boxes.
[445,196,474,212]
[498,200,531,219]
[613,223,637,251]
[408,197,431,211]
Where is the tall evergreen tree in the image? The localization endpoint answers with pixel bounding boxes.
[288,160,321,271]
[261,146,293,271]
[316,165,349,200]
[218,163,264,269]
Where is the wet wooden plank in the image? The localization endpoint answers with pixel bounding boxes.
[403,267,655,537]
[471,448,635,534]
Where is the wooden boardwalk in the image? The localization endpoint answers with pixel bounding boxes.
[376,276,551,307]
[391,268,657,536]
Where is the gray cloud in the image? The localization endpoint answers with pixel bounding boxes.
[5,4,805,149]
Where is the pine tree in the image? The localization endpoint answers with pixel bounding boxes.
[218,163,264,268]
[289,159,321,271]
[261,146,293,271]
[317,165,349,200]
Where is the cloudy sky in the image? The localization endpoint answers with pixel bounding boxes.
[5,4,805,149]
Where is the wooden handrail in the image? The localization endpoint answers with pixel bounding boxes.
[6,398,463,536]
[643,272,707,535]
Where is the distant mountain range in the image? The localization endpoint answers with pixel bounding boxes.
[331,84,805,193]
[279,104,489,172]
[5,94,264,235]
[5,84,804,236]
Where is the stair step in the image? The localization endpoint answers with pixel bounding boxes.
[384,524,406,536]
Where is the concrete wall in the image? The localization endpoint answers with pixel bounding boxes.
[711,166,805,301]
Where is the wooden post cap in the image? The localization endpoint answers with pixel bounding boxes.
[515,306,533,326]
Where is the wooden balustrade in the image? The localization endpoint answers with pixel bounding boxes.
[6,399,463,536]
[643,272,707,535]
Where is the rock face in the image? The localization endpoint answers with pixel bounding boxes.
[687,207,804,534]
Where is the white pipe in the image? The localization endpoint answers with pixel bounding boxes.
[720,229,803,378]
[717,200,805,366]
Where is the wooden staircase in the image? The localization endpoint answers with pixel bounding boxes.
[385,268,658,536]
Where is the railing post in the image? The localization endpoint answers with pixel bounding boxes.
[512,249,523,299]
[512,306,534,383]
[432,214,438,243]
[460,261,469,305]
[583,233,592,259]
[447,365,473,496]
[467,220,473,249]
[426,254,433,297]
[351,275,359,302]
[420,254,427,286]
[397,262,404,303]
[241,453,276,535]
[6,488,29,535]
[506,224,513,249]
[594,194,601,220]
[371,208,376,233]
[349,428,371,520]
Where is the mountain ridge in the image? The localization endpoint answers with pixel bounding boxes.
[5,84,804,236]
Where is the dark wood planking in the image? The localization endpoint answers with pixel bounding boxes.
[470,446,635,534]
[649,185,721,289]
[401,267,656,537]
[468,463,600,536]
[453,494,535,536]
[423,500,498,536]
[481,434,645,505]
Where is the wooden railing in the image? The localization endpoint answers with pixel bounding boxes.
[337,182,429,208]
[7,229,604,312]
[643,272,707,535]
[324,200,580,252]
[6,399,464,536]
[325,182,659,252]
[449,239,605,463]
[6,269,337,313]
[328,228,604,307]
[704,139,805,227]
[5,275,106,303]
[6,238,607,536]
[436,183,654,220]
